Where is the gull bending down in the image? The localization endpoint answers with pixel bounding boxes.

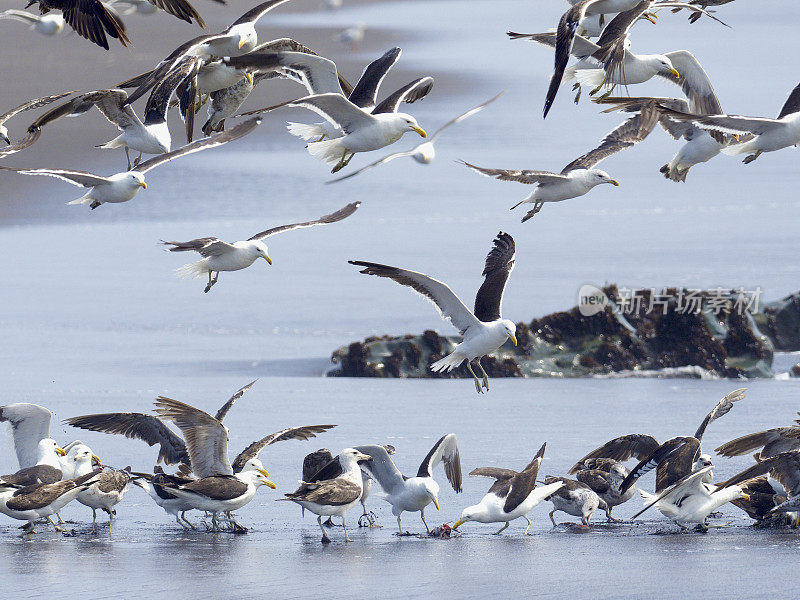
[349,232,518,393]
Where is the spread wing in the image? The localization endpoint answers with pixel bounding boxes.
[715,427,800,460]
[224,52,343,96]
[718,452,800,496]
[469,467,517,481]
[287,93,375,132]
[621,437,701,493]
[161,237,237,257]
[0,166,111,188]
[561,105,660,172]
[325,150,417,183]
[594,97,703,140]
[146,0,205,27]
[0,404,52,469]
[372,77,434,114]
[655,107,785,136]
[0,128,42,158]
[693,388,746,441]
[416,433,462,493]
[214,380,257,422]
[303,449,336,481]
[503,441,547,512]
[508,30,600,60]
[356,444,406,496]
[0,9,41,23]
[348,261,481,335]
[460,161,568,185]
[659,50,723,115]
[776,81,800,119]
[429,92,503,143]
[134,117,261,174]
[153,397,232,477]
[569,433,660,474]
[231,425,337,472]
[226,0,291,28]
[0,92,76,126]
[61,0,130,50]
[473,231,514,322]
[348,47,401,109]
[64,412,189,465]
[248,201,360,240]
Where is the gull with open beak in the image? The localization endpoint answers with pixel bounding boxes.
[162,201,360,293]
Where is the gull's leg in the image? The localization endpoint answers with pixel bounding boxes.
[397,515,404,535]
[465,361,483,394]
[597,83,617,100]
[605,505,621,523]
[323,517,336,527]
[549,509,558,528]
[124,147,132,170]
[476,360,490,391]
[343,516,352,542]
[177,514,192,530]
[108,509,115,527]
[420,508,430,533]
[316,134,326,142]
[319,515,331,544]
[132,151,142,167]
[47,516,66,533]
[56,513,65,524]
[572,82,582,104]
[204,272,219,293]
[743,149,763,164]
[90,201,102,210]
[211,512,220,532]
[180,512,197,530]
[91,508,97,533]
[534,201,544,215]
[493,521,510,535]
[342,151,355,168]
[524,516,533,535]
[331,150,350,174]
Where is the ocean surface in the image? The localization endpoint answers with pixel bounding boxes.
[1,0,799,597]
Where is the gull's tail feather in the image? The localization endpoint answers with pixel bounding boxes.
[573,68,606,89]
[306,137,346,166]
[175,260,209,279]
[430,352,466,373]
[638,488,658,505]
[67,195,93,205]
[287,122,327,142]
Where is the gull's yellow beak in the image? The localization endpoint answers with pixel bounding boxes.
[453,518,466,530]
[741,493,751,501]
[238,38,247,49]
[645,12,658,24]
[258,468,270,478]
[92,454,102,466]
[412,126,427,138]
[609,179,620,186]
[509,334,518,346]
[264,254,273,265]
[139,182,147,189]
[432,497,440,511]
[55,446,66,457]
[668,67,680,78]
[732,134,740,142]
[245,72,253,84]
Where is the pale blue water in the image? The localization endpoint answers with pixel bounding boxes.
[1,0,799,597]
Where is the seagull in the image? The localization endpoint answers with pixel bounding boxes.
[576,389,746,497]
[0,117,260,209]
[567,457,635,521]
[131,468,197,529]
[715,414,800,461]
[0,9,64,35]
[0,91,75,157]
[634,466,748,530]
[280,448,372,543]
[462,107,661,221]
[726,475,793,526]
[655,80,800,164]
[162,200,360,293]
[453,442,565,535]
[0,471,102,533]
[24,0,130,49]
[543,476,607,526]
[0,439,66,486]
[60,444,130,531]
[333,22,365,51]
[350,232,517,393]
[356,435,462,534]
[327,93,503,183]
[0,403,72,471]
[123,0,296,106]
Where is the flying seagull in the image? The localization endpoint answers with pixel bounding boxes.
[280,448,372,543]
[0,117,260,209]
[350,232,517,393]
[575,389,746,497]
[654,80,800,164]
[453,442,564,535]
[0,9,64,35]
[461,107,661,221]
[162,200,360,293]
[357,435,462,534]
[327,92,503,183]
[0,91,75,156]
[24,0,130,49]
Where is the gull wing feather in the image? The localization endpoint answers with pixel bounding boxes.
[63,412,188,465]
[594,96,696,140]
[656,107,785,136]
[569,433,660,473]
[473,231,514,322]
[0,404,52,469]
[326,150,417,183]
[0,92,76,126]
[134,117,260,174]
[632,466,713,519]
[715,427,800,460]
[287,93,375,132]
[356,445,406,496]
[249,201,360,240]
[561,104,660,172]
[416,433,462,493]
[429,92,504,143]
[348,261,481,335]
[460,160,568,185]
[659,50,723,115]
[693,388,746,441]
[372,77,434,115]
[718,452,800,496]
[776,81,800,119]
[0,128,41,157]
[348,47,401,109]
[214,380,257,422]
[469,467,517,481]
[225,52,343,95]
[508,30,600,60]
[504,441,547,512]
[161,237,236,257]
[231,425,337,472]
[146,0,206,27]
[0,166,110,187]
[226,0,291,28]
[0,9,41,23]
[153,397,232,477]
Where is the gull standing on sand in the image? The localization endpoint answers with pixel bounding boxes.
[0,117,260,209]
[162,201,360,293]
[350,232,518,393]
[462,107,660,221]
[357,435,462,534]
[328,93,503,183]
[453,442,564,535]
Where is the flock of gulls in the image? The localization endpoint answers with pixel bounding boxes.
[9,387,800,542]
[3,0,800,543]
